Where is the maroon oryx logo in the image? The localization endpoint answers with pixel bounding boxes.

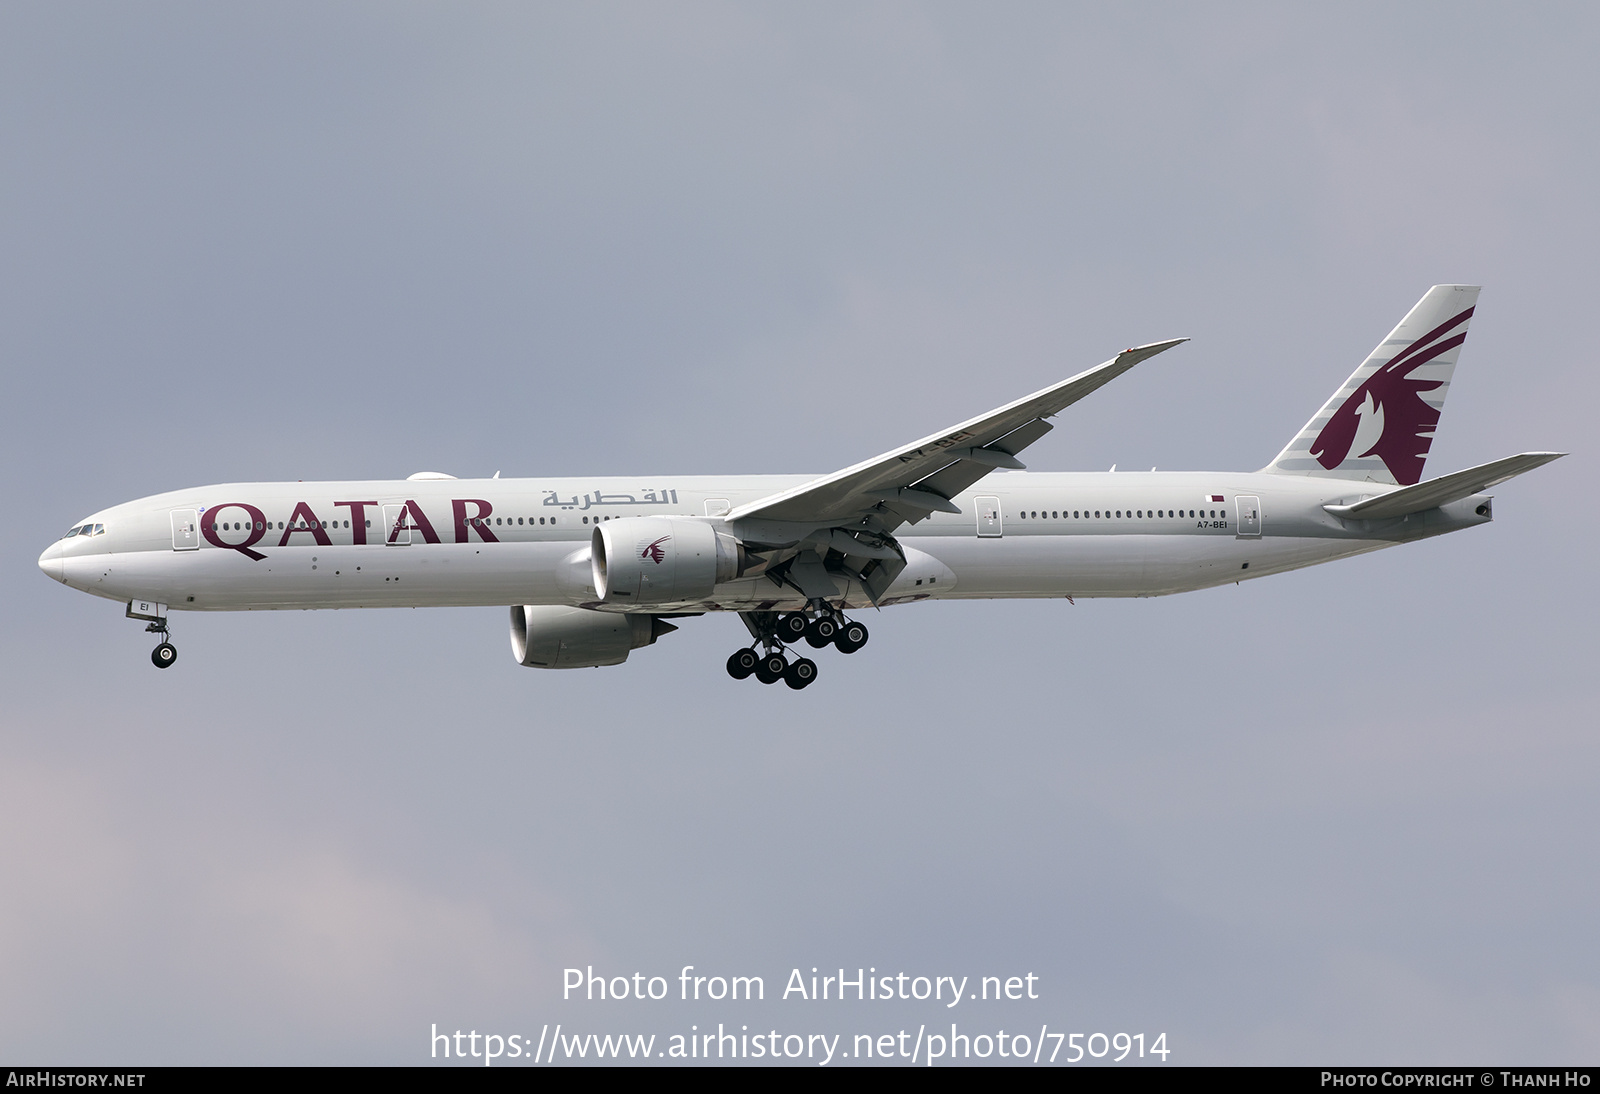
[1309,305,1472,486]
[641,535,671,564]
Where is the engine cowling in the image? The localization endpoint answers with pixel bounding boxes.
[591,517,742,606]
[509,605,677,669]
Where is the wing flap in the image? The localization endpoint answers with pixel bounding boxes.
[1323,451,1564,520]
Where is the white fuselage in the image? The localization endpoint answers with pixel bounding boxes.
[38,471,1490,614]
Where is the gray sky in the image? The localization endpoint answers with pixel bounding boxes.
[2,1,1594,1065]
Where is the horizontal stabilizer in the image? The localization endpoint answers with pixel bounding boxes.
[1323,452,1564,520]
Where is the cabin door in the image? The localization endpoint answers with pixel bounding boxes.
[170,509,199,551]
[976,496,1003,537]
[382,503,412,545]
[1236,495,1261,537]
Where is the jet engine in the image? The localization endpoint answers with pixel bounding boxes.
[509,604,677,669]
[591,517,744,606]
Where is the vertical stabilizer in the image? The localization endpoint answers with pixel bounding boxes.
[1263,285,1480,485]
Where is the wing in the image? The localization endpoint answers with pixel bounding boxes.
[726,339,1187,530]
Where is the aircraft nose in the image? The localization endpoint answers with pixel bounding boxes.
[38,541,64,583]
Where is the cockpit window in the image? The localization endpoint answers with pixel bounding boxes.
[63,523,104,539]
[64,526,79,538]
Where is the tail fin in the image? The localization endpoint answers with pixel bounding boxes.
[1264,285,1480,485]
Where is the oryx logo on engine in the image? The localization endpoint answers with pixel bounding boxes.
[641,535,671,564]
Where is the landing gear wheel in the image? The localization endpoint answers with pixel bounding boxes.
[834,620,868,654]
[804,616,838,648]
[151,642,177,669]
[726,648,759,680]
[755,652,788,685]
[783,657,818,689]
[777,613,809,642]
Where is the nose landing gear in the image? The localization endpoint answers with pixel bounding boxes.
[129,602,178,668]
[145,619,177,669]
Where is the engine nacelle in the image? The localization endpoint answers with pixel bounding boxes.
[509,605,677,669]
[591,517,742,606]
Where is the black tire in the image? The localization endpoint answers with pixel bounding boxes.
[777,612,809,641]
[804,616,837,648]
[726,648,759,680]
[755,652,787,685]
[151,642,177,669]
[835,620,868,654]
[783,657,818,689]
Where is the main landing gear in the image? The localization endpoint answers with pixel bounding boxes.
[726,607,868,689]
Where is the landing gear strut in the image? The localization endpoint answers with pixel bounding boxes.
[725,605,867,689]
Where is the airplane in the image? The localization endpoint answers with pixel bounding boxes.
[39,285,1562,689]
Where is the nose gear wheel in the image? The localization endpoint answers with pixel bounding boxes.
[140,615,178,669]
